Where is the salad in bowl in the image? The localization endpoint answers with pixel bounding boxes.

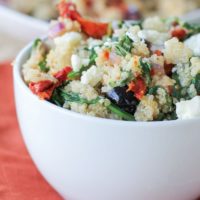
[22,1,200,122]
[13,1,200,200]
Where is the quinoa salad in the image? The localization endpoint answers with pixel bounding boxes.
[22,1,200,121]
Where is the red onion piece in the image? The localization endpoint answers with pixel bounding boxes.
[109,52,121,65]
[48,22,65,38]
[151,64,165,76]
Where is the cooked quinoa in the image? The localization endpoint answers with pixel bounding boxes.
[22,1,200,121]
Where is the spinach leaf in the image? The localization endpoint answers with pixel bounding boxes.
[38,60,50,73]
[194,73,200,94]
[89,48,98,66]
[60,89,100,105]
[115,35,133,56]
[182,22,200,38]
[107,103,135,121]
[148,86,161,95]
[52,88,135,121]
[50,88,65,107]
[32,38,41,50]
[139,58,152,85]
[68,48,97,79]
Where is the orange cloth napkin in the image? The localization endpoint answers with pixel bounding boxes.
[0,63,62,200]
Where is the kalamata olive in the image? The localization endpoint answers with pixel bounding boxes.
[107,86,139,114]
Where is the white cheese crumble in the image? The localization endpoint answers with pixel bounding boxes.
[185,33,200,56]
[87,38,103,49]
[176,96,200,120]
[71,54,82,72]
[142,16,168,32]
[54,32,82,46]
[71,54,90,72]
[126,25,141,42]
[81,65,102,87]
[138,30,170,46]
[164,38,192,64]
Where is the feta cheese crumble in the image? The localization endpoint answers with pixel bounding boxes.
[176,96,200,119]
[185,33,200,56]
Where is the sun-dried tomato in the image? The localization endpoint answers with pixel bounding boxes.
[127,77,147,100]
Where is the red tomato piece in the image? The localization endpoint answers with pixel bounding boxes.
[54,66,72,82]
[29,80,55,100]
[57,1,109,38]
[154,50,163,56]
[171,28,187,40]
[78,17,109,39]
[29,80,54,93]
[57,1,80,19]
[103,50,110,60]
[127,77,147,100]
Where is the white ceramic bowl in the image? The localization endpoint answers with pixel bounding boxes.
[14,41,200,200]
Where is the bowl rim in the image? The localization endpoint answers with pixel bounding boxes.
[13,39,200,127]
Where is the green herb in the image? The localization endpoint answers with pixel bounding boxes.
[38,60,50,73]
[51,88,135,121]
[68,48,97,79]
[120,71,134,86]
[183,22,200,32]
[32,38,41,50]
[89,48,98,66]
[115,35,133,57]
[149,86,173,113]
[182,22,200,38]
[107,103,135,121]
[166,110,178,120]
[148,86,161,95]
[67,70,81,79]
[194,73,200,94]
[156,110,177,121]
[172,71,180,85]
[118,20,124,29]
[156,113,165,121]
[60,89,100,105]
[50,88,65,107]
[139,58,152,85]
[115,45,128,57]
[67,65,89,79]
[172,72,191,100]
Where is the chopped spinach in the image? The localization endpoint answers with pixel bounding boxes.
[194,73,200,94]
[172,72,192,100]
[117,20,124,29]
[165,109,178,120]
[139,58,152,85]
[32,38,41,50]
[50,88,65,107]
[60,89,100,105]
[182,22,200,38]
[115,35,133,56]
[68,48,97,79]
[89,48,98,66]
[156,113,165,121]
[148,86,161,95]
[115,45,129,57]
[38,60,50,73]
[107,103,135,121]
